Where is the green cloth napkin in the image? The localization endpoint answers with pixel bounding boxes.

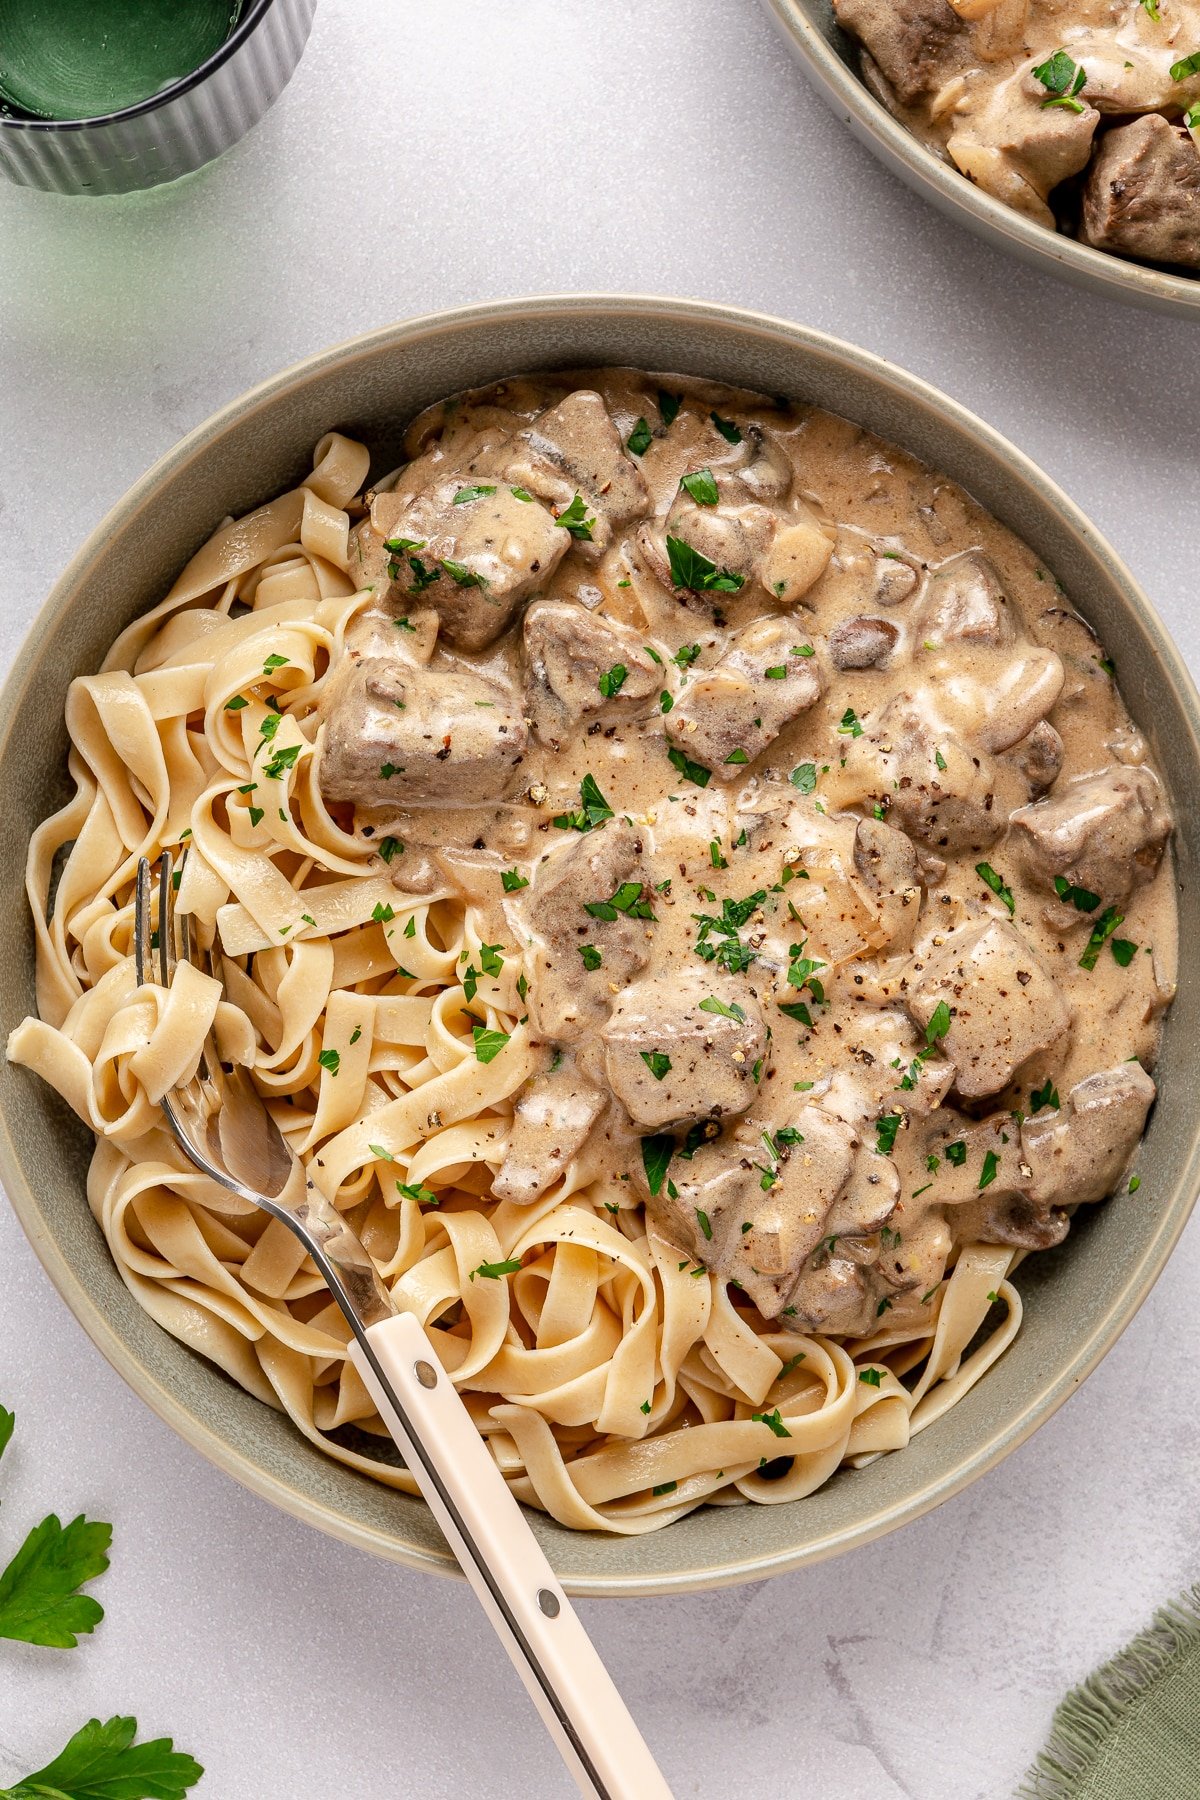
[1020,1584,1200,1799]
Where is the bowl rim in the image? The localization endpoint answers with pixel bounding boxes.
[3,291,1199,1595]
[762,0,1200,318]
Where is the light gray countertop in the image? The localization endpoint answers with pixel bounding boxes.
[1,4,1197,1795]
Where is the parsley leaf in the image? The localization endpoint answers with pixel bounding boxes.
[1033,48,1088,109]
[555,494,596,540]
[925,1000,952,1044]
[641,1051,672,1081]
[553,773,614,832]
[1170,49,1200,80]
[837,707,864,738]
[3,1714,203,1800]
[627,417,653,456]
[667,745,711,788]
[378,836,403,864]
[665,535,745,594]
[579,944,603,971]
[751,1407,792,1438]
[658,391,682,427]
[584,880,655,922]
[598,663,629,698]
[680,468,720,506]
[1054,875,1102,914]
[790,762,817,794]
[452,484,496,504]
[501,867,529,891]
[874,1113,902,1156]
[442,558,488,588]
[1111,937,1139,968]
[975,861,1015,914]
[317,1048,340,1076]
[470,1259,523,1281]
[0,1513,111,1649]
[641,1134,674,1197]
[472,1026,510,1065]
[1030,1078,1060,1114]
[945,1140,968,1167]
[698,995,746,1022]
[858,1368,883,1388]
[711,411,742,443]
[1080,906,1123,971]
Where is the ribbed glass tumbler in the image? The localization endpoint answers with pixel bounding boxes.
[0,0,317,196]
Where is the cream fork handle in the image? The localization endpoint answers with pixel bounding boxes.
[350,1312,673,1800]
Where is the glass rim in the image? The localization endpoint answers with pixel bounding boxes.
[0,0,276,133]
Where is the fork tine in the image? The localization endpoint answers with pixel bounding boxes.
[158,850,175,988]
[134,857,152,987]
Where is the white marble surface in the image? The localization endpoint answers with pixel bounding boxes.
[0,3,1198,1795]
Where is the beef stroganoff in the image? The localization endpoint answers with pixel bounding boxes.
[8,371,1177,1533]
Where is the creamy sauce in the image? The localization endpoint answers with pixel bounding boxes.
[317,369,1176,1341]
[832,0,1200,266]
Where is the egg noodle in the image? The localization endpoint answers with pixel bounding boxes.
[8,431,1024,1533]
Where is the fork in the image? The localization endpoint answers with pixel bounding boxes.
[134,855,671,1800]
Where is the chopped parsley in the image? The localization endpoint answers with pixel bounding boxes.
[1030,1078,1060,1114]
[510,485,534,502]
[378,836,403,863]
[692,890,766,974]
[472,1026,510,1064]
[673,642,702,669]
[665,535,745,594]
[711,411,742,444]
[627,417,653,456]
[698,995,747,1022]
[553,772,614,832]
[680,468,720,506]
[452,484,496,504]
[598,663,628,698]
[501,867,529,892]
[790,762,817,794]
[442,558,488,588]
[695,1207,713,1241]
[1111,937,1139,968]
[979,1150,1000,1190]
[751,1407,791,1438]
[652,1481,678,1497]
[224,694,249,711]
[579,944,603,971]
[1079,906,1123,971]
[858,1368,883,1388]
[975,861,1015,914]
[555,493,596,540]
[837,708,864,738]
[658,391,682,427]
[371,901,395,924]
[641,1051,672,1081]
[1033,48,1088,110]
[584,880,655,922]
[1054,875,1102,914]
[875,1112,903,1156]
[945,1140,968,1167]
[317,1048,340,1076]
[397,1179,439,1206]
[1170,49,1200,79]
[667,745,712,788]
[641,1133,674,1197]
[470,1258,523,1281]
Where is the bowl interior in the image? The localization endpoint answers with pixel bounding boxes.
[764,0,1200,318]
[2,296,1198,1595]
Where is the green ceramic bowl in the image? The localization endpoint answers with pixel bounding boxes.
[762,0,1200,319]
[2,296,1196,1595]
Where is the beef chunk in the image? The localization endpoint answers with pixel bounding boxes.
[638,1105,907,1330]
[507,390,650,553]
[832,0,963,104]
[905,919,1071,1100]
[916,551,1015,649]
[1022,1063,1156,1211]
[975,647,1065,753]
[523,822,651,1043]
[664,617,822,779]
[492,1055,606,1203]
[829,614,899,670]
[353,480,569,650]
[319,655,527,808]
[523,600,660,744]
[601,972,767,1129]
[1010,765,1171,916]
[944,1064,1154,1249]
[1081,116,1200,270]
[873,697,1002,849]
[947,85,1098,229]
[660,497,779,588]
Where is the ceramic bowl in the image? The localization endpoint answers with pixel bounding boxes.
[763,0,1200,319]
[2,295,1197,1594]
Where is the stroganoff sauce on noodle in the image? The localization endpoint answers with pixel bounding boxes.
[9,371,1177,1532]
